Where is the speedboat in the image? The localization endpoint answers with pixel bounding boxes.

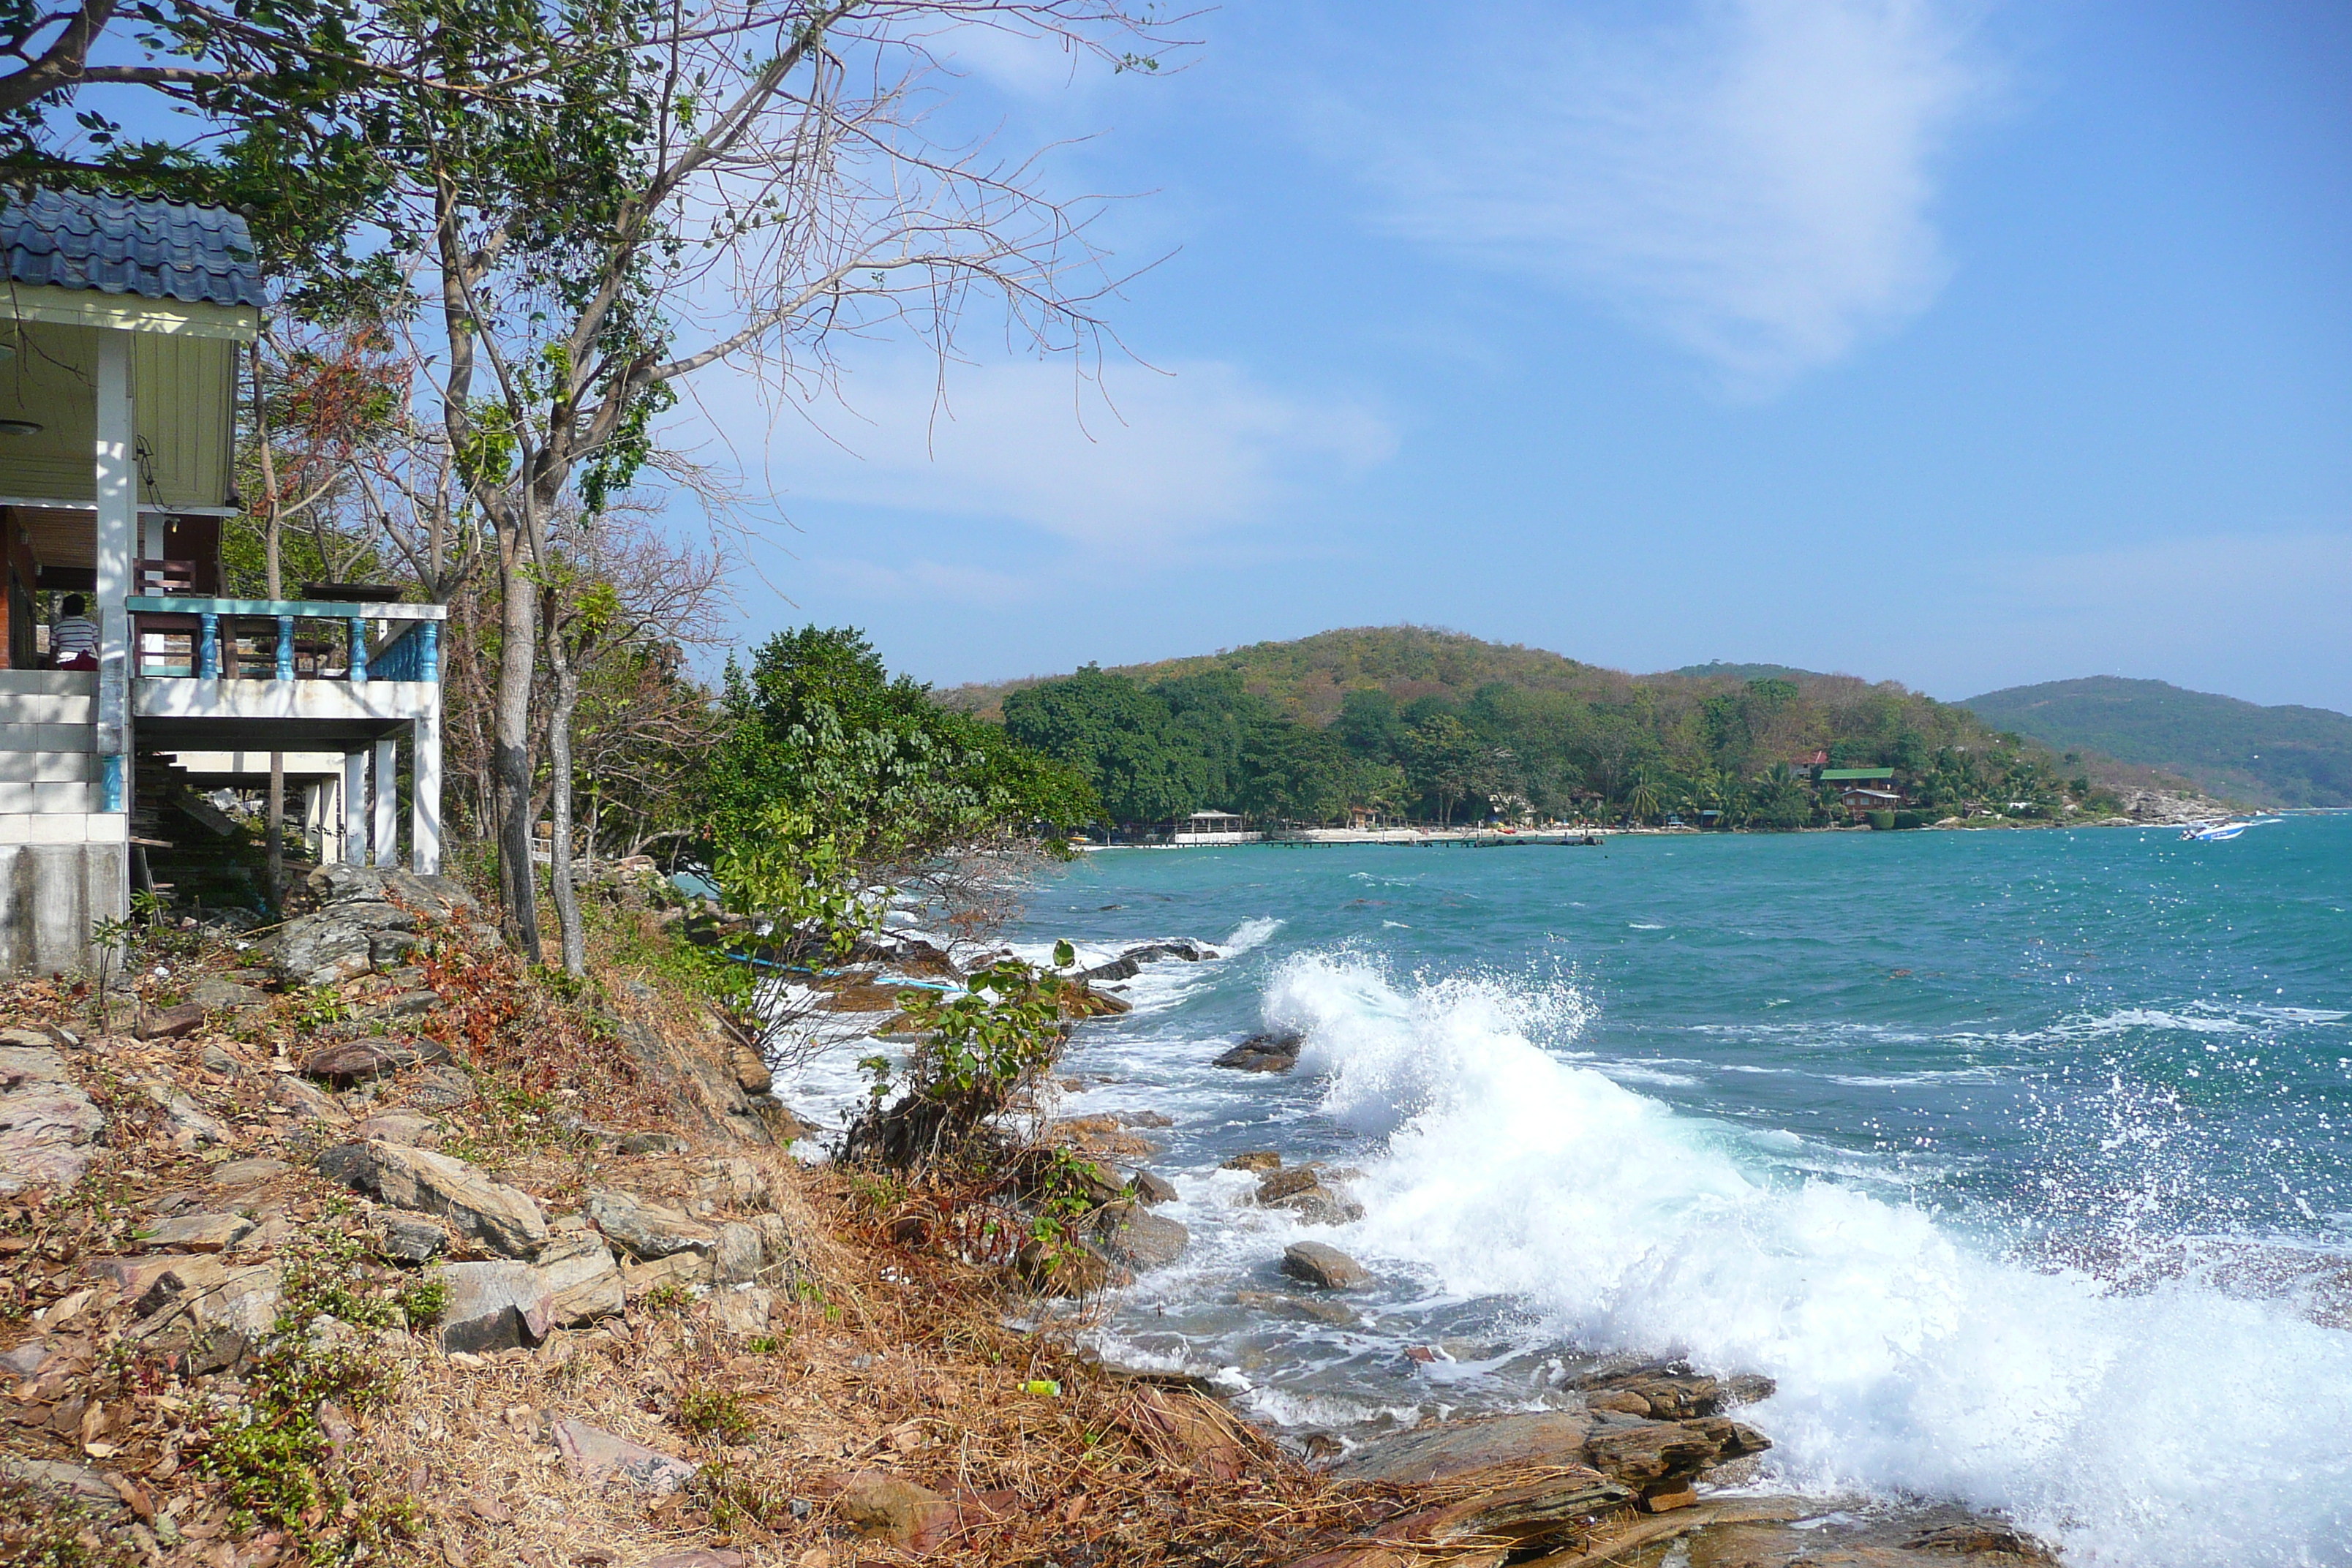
[2179,816,2281,842]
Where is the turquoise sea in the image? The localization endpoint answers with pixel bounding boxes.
[992,816,2352,1565]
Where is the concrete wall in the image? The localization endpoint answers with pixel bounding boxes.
[0,840,127,976]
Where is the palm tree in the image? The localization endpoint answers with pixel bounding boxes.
[1627,766,1661,824]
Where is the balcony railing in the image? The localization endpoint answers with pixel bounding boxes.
[124,597,447,683]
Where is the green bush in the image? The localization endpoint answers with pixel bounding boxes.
[1867,810,1896,831]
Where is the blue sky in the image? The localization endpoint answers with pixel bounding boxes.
[694,0,2352,711]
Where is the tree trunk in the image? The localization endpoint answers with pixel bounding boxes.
[546,623,586,978]
[494,537,541,956]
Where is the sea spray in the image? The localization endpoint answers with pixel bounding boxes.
[1262,953,2352,1567]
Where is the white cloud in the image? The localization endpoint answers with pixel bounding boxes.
[1332,0,1997,391]
[715,355,1394,546]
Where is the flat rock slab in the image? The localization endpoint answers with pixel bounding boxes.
[553,1418,696,1493]
[588,1189,717,1259]
[140,1211,256,1253]
[0,1455,127,1514]
[318,1139,547,1257]
[1221,1150,1282,1173]
[439,1259,554,1354]
[1282,1241,1369,1291]
[0,1045,104,1196]
[1335,1411,1597,1485]
[302,1035,454,1085]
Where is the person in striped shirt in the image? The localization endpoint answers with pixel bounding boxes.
[50,595,98,669]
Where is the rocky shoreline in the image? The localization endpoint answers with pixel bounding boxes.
[3,892,2064,1566]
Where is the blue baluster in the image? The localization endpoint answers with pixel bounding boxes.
[349,617,368,682]
[420,622,439,683]
[199,614,219,680]
[102,753,124,813]
[276,616,294,681]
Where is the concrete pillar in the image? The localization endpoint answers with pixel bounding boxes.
[410,713,441,877]
[342,750,369,867]
[373,736,398,867]
[93,331,133,920]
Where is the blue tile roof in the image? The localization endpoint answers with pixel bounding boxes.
[0,188,263,308]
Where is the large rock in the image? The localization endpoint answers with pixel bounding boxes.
[538,1231,625,1324]
[188,976,270,1010]
[1100,1205,1189,1270]
[438,1260,554,1353]
[711,1221,763,1285]
[1214,1031,1303,1072]
[140,1211,255,1252]
[132,1078,230,1150]
[1270,1183,1364,1226]
[302,1035,454,1085]
[1335,1411,1599,1485]
[622,1251,711,1301]
[347,1109,442,1147]
[124,1259,282,1371]
[274,867,478,986]
[709,1284,774,1336]
[552,1418,696,1493]
[588,1189,717,1259]
[1582,1412,1771,1496]
[318,1139,547,1257]
[837,1470,957,1550]
[266,1071,352,1126]
[1333,1407,1770,1508]
[1282,1241,1368,1290]
[135,1003,208,1041]
[0,1045,104,1196]
[376,1213,446,1263]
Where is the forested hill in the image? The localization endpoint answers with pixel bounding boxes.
[1961,677,2352,809]
[941,627,2141,829]
[944,627,1615,726]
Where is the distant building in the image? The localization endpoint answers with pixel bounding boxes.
[1170,810,1259,845]
[1840,787,1905,813]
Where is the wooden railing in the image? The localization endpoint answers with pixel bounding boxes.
[124,597,448,682]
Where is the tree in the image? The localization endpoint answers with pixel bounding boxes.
[710,627,1095,875]
[1001,667,1207,826]
[1401,712,1480,826]
[60,0,1175,951]
[1625,766,1661,824]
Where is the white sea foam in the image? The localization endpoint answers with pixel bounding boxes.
[1259,954,2352,1567]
